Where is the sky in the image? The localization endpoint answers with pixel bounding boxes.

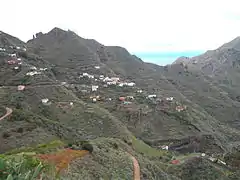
[1,0,240,65]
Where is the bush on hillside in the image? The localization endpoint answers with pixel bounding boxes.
[9,109,28,121]
[18,51,28,59]
[82,143,94,153]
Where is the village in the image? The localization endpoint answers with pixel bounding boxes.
[0,44,229,168]
[1,44,188,113]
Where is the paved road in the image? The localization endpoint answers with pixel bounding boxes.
[0,107,12,121]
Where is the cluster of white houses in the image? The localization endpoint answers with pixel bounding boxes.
[80,72,136,87]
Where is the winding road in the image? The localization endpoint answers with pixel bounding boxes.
[128,153,140,180]
[0,107,12,121]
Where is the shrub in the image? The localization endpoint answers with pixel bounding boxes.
[0,154,44,180]
[18,51,28,59]
[9,109,28,121]
[17,127,24,133]
[2,132,10,139]
[82,143,94,153]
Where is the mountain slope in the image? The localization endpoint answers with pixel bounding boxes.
[0,28,239,179]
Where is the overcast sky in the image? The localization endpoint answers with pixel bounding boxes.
[1,0,240,65]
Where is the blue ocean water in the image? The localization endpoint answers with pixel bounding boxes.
[135,51,203,65]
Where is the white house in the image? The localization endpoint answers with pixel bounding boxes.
[137,90,143,93]
[17,85,25,91]
[209,157,217,162]
[103,77,112,82]
[94,66,100,69]
[26,71,41,76]
[39,68,47,71]
[88,75,94,79]
[22,48,27,51]
[16,46,21,50]
[201,153,206,157]
[17,58,21,61]
[41,98,49,105]
[118,83,124,87]
[111,77,120,82]
[99,75,104,80]
[61,82,67,85]
[70,102,74,106]
[83,73,89,77]
[30,66,37,70]
[161,145,169,150]
[82,73,94,79]
[148,94,157,98]
[92,85,99,92]
[127,82,135,87]
[92,98,97,103]
[9,53,17,57]
[0,48,6,51]
[14,67,19,70]
[166,97,174,101]
[107,81,117,85]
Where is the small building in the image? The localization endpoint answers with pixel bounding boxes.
[16,46,21,50]
[166,97,174,101]
[17,58,21,61]
[111,77,120,82]
[7,60,17,65]
[92,85,99,92]
[137,89,143,93]
[103,77,111,82]
[127,96,134,100]
[26,71,41,76]
[201,153,206,157]
[126,82,135,87]
[107,81,117,85]
[209,157,217,162]
[0,48,6,51]
[30,66,37,70]
[14,66,19,70]
[41,98,50,105]
[94,66,100,69]
[9,53,17,57]
[123,101,132,105]
[148,94,157,98]
[70,102,74,106]
[39,68,47,71]
[99,75,104,80]
[92,98,97,103]
[61,82,67,85]
[161,145,169,150]
[119,97,126,101]
[118,83,124,87]
[171,160,180,165]
[83,73,89,77]
[22,48,27,51]
[176,106,184,112]
[17,85,25,91]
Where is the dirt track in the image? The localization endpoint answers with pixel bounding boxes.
[0,107,12,121]
[128,153,140,180]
